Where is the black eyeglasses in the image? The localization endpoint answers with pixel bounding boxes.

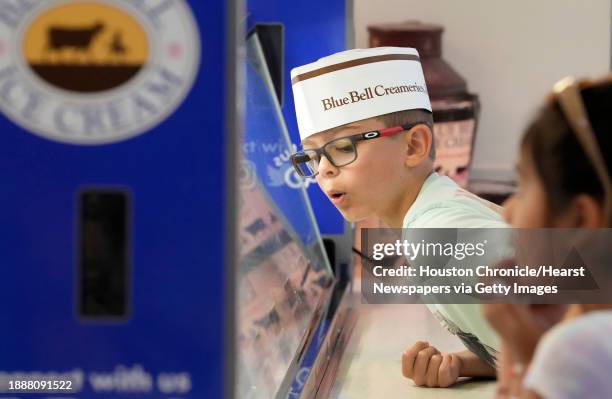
[290,123,420,178]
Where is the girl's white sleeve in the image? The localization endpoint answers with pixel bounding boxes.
[523,311,612,399]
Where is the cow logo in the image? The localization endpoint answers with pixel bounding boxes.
[23,3,149,93]
[0,0,200,144]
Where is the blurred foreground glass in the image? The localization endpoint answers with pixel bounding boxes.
[235,32,333,399]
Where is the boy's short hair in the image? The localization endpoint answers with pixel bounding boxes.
[377,109,435,159]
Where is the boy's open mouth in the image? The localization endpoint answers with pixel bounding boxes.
[328,191,346,205]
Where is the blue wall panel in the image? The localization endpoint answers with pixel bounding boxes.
[0,1,233,397]
[247,0,347,235]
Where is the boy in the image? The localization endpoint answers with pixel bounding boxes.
[289,47,506,387]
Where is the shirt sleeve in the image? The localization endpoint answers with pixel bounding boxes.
[523,314,612,399]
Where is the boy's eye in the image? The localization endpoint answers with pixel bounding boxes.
[330,139,354,153]
[337,144,353,153]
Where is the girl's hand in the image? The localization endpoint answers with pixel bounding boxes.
[494,341,523,399]
[482,304,566,364]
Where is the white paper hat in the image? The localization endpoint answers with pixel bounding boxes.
[291,47,432,141]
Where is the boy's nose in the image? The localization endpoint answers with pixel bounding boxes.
[317,154,339,178]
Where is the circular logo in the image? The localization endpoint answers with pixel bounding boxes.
[364,132,379,139]
[0,0,200,144]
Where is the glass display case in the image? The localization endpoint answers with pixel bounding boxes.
[236,32,334,399]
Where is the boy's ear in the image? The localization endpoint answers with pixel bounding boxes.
[403,124,433,167]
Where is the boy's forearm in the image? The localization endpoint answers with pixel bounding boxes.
[455,350,496,377]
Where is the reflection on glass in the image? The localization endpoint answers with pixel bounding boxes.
[236,33,333,399]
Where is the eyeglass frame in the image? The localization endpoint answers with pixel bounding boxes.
[290,123,423,178]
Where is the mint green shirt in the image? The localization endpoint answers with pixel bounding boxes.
[402,172,508,365]
[403,172,506,229]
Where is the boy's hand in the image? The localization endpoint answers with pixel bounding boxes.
[402,341,461,388]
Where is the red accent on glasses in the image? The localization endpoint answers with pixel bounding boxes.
[379,126,404,136]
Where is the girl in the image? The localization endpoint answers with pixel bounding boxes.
[484,74,612,399]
